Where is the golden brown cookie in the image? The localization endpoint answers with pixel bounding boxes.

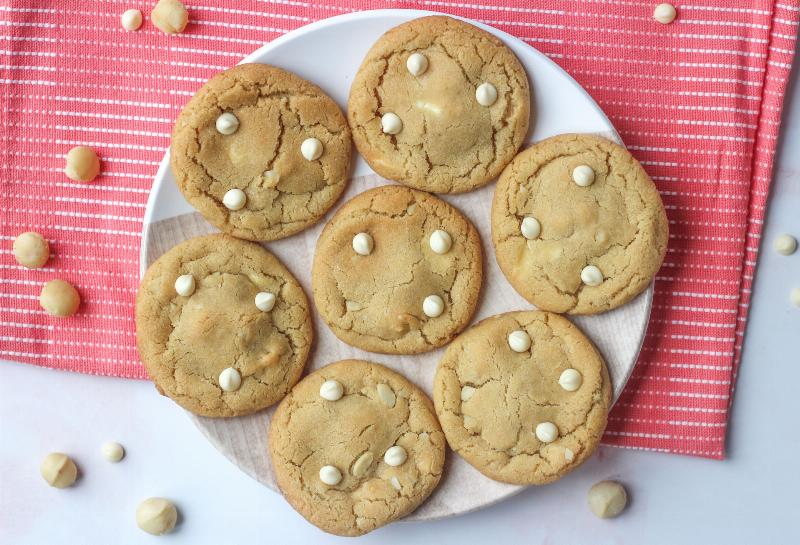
[270,359,445,536]
[135,234,312,417]
[348,16,530,193]
[492,134,668,314]
[312,185,483,354]
[171,63,352,241]
[434,311,611,485]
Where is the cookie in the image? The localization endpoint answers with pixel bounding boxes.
[433,311,611,485]
[135,234,312,417]
[269,359,445,536]
[171,63,352,241]
[492,134,668,314]
[312,185,483,354]
[348,16,530,193]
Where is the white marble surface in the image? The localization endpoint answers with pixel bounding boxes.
[3,55,800,545]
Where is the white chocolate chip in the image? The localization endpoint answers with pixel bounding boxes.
[352,232,374,256]
[376,383,396,407]
[581,265,604,286]
[520,217,541,240]
[381,112,403,135]
[653,3,677,25]
[460,386,475,401]
[151,0,188,34]
[40,452,78,488]
[774,234,798,255]
[300,137,323,160]
[535,422,558,443]
[559,368,583,391]
[319,465,342,486]
[174,274,195,296]
[101,441,125,463]
[429,230,452,254]
[588,481,628,518]
[319,379,344,401]
[351,452,374,477]
[565,448,575,462]
[254,291,276,312]
[508,330,532,353]
[791,287,800,308]
[120,9,143,31]
[64,146,100,183]
[218,368,242,392]
[345,300,363,312]
[406,52,429,76]
[215,112,239,135]
[475,82,498,106]
[572,165,595,187]
[383,445,407,467]
[390,476,402,491]
[222,188,246,211]
[422,295,444,318]
[13,232,50,269]
[136,497,178,535]
[39,279,80,317]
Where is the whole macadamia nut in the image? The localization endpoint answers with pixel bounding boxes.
[39,279,80,317]
[152,0,188,34]
[588,480,628,518]
[40,452,78,488]
[64,146,100,182]
[136,497,178,535]
[13,232,50,268]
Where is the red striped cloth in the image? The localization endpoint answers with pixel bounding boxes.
[1,1,797,459]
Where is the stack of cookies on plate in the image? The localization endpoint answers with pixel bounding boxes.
[136,15,667,537]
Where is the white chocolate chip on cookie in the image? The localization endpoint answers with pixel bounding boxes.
[429,229,452,254]
[460,385,475,401]
[381,112,403,135]
[222,188,246,210]
[581,265,604,286]
[475,82,498,106]
[319,379,344,401]
[254,291,276,312]
[384,445,407,467]
[774,234,797,256]
[352,232,374,256]
[535,422,558,443]
[406,52,429,76]
[520,217,541,240]
[215,112,239,135]
[218,367,242,392]
[319,465,342,486]
[559,368,583,391]
[121,9,143,31]
[422,295,444,318]
[301,137,323,161]
[174,274,195,296]
[572,165,595,187]
[508,330,531,353]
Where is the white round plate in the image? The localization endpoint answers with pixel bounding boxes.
[140,9,652,522]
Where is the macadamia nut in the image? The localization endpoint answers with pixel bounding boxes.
[136,497,178,535]
[64,146,100,182]
[40,453,78,488]
[152,0,188,34]
[588,480,628,518]
[39,279,80,317]
[13,232,50,268]
[121,9,143,31]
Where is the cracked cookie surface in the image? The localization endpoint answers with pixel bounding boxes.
[312,185,483,354]
[171,63,352,241]
[269,359,445,536]
[348,16,530,193]
[492,134,668,314]
[434,311,611,485]
[135,234,312,417]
